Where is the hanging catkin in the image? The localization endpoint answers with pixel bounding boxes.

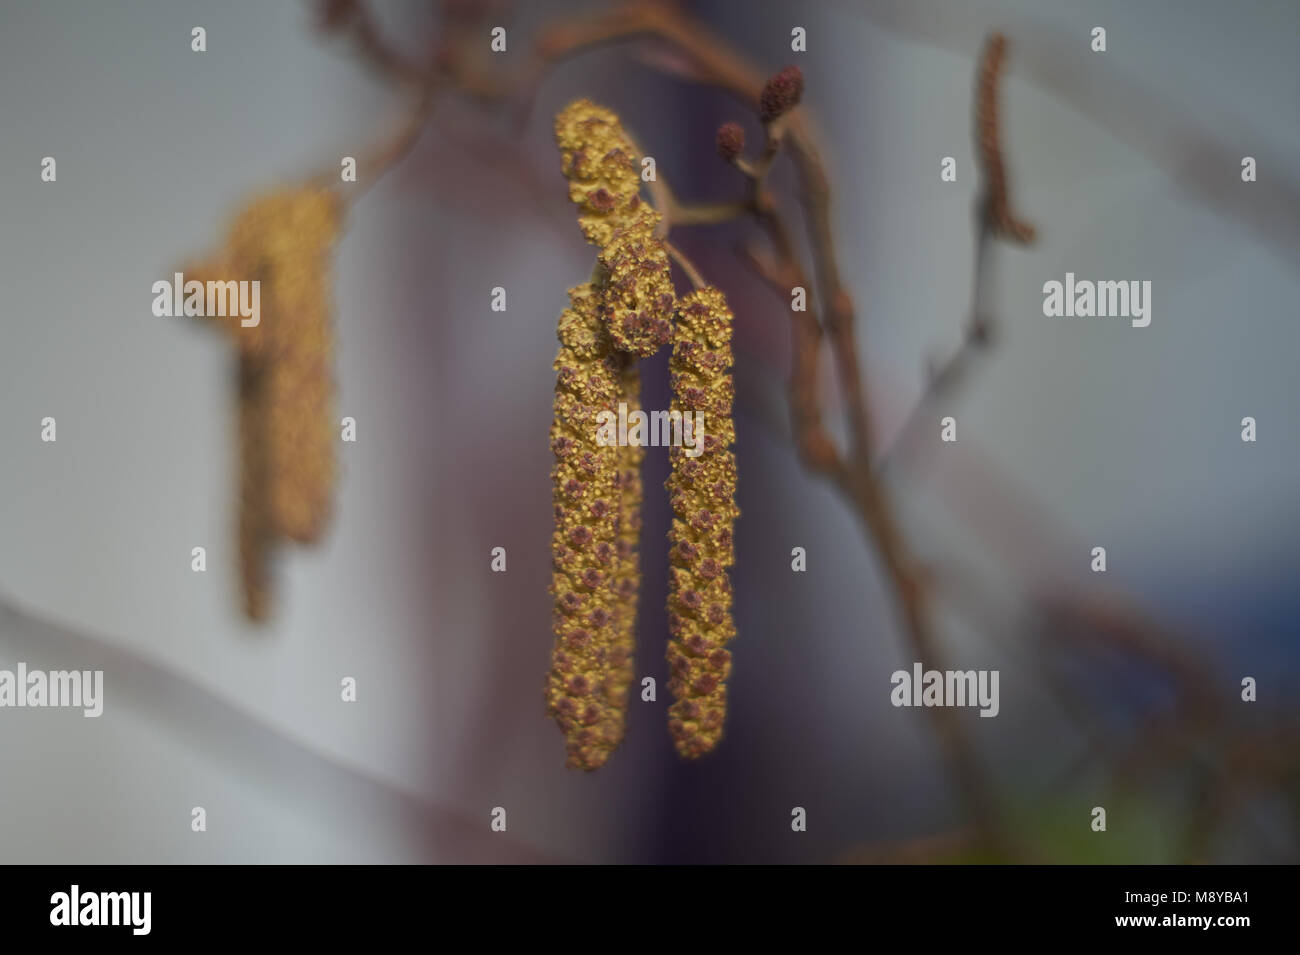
[554,100,674,357]
[185,186,343,620]
[665,288,739,759]
[546,283,631,770]
[226,189,342,546]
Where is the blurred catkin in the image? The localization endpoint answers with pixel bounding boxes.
[976,34,1036,243]
[186,186,343,620]
[547,284,633,770]
[226,189,343,545]
[665,288,739,759]
[554,99,674,356]
[237,359,273,621]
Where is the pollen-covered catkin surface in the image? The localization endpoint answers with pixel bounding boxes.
[554,100,644,249]
[186,187,344,619]
[554,100,674,357]
[665,288,739,759]
[226,188,343,545]
[598,208,675,358]
[547,284,631,770]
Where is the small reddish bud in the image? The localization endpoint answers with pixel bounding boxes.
[716,122,745,161]
[759,65,804,122]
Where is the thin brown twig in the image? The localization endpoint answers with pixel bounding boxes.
[344,78,442,203]
[975,33,1037,244]
[666,201,748,229]
[876,32,1034,473]
[664,239,706,290]
[315,0,430,88]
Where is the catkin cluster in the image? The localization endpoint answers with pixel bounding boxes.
[665,288,739,759]
[546,284,631,770]
[547,99,674,769]
[549,100,740,768]
[187,187,343,620]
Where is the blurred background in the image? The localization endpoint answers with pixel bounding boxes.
[0,0,1297,863]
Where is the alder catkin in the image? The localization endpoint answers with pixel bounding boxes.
[665,288,739,759]
[547,283,631,770]
[554,100,643,248]
[554,100,673,357]
[185,187,343,620]
[226,189,343,545]
[598,208,675,358]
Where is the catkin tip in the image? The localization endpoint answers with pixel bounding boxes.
[555,100,675,358]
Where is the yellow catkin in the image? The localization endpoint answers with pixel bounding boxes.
[554,100,674,357]
[665,288,739,759]
[226,189,342,545]
[185,187,343,619]
[547,283,630,770]
[554,100,644,248]
[598,207,675,358]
